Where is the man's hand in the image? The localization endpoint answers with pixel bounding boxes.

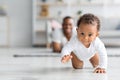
[61,55,73,63]
[94,67,106,73]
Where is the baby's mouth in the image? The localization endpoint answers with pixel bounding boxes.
[83,41,89,45]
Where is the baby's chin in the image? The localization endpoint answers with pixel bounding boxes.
[82,41,91,46]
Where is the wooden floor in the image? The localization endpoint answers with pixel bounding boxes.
[0,48,120,80]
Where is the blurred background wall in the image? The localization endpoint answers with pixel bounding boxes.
[0,0,32,47]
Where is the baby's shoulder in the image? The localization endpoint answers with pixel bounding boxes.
[94,37,103,43]
[93,37,104,47]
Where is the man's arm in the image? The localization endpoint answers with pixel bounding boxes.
[52,42,62,53]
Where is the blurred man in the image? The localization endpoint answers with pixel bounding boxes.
[52,16,76,52]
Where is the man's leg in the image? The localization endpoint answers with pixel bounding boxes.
[71,52,83,69]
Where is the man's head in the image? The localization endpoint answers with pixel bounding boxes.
[62,16,74,35]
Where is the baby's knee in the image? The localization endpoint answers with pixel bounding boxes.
[72,63,83,69]
[73,65,83,69]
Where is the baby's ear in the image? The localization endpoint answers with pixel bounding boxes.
[96,32,99,36]
[76,27,78,31]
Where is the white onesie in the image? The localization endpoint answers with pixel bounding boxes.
[61,35,107,69]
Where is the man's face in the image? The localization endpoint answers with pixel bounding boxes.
[62,18,74,34]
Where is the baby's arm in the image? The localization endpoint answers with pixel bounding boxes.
[95,46,107,73]
[94,38,108,73]
[61,36,75,63]
[61,54,73,63]
[94,67,106,73]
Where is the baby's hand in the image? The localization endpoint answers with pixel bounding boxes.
[94,67,106,73]
[61,55,73,63]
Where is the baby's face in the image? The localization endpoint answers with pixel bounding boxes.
[77,23,99,47]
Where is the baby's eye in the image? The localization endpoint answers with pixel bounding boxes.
[81,33,84,35]
[88,34,92,37]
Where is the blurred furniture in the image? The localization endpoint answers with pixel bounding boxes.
[0,16,9,47]
[100,30,120,47]
[99,17,120,47]
[32,0,67,47]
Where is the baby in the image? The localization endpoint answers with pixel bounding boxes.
[61,13,107,73]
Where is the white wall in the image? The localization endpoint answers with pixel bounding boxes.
[0,0,32,47]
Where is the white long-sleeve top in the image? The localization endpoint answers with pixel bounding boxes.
[52,27,77,46]
[61,35,107,69]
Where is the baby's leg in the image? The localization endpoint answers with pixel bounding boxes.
[71,52,83,69]
[89,53,99,68]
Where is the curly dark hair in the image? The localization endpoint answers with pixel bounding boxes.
[77,13,100,31]
[62,16,73,24]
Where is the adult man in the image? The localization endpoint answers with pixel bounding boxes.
[52,16,76,52]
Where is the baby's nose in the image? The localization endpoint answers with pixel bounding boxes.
[84,36,88,40]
